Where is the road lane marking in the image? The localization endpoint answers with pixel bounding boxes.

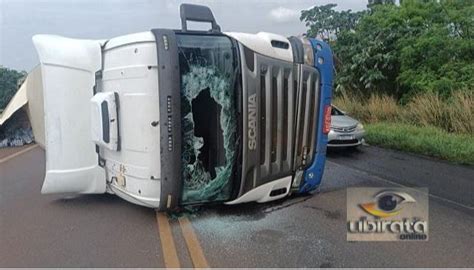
[179,216,209,268]
[0,144,38,164]
[156,212,180,268]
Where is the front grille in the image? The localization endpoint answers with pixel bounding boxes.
[239,45,320,195]
[332,125,356,133]
[257,60,295,181]
[328,139,359,144]
[293,66,320,169]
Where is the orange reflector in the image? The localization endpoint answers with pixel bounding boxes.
[323,105,331,134]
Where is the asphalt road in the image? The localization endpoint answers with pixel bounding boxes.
[1,145,473,267]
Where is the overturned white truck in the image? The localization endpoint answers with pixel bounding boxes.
[32,4,333,210]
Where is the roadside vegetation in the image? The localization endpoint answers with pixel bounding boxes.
[301,0,473,164]
[0,66,27,112]
[0,66,31,148]
[333,92,474,165]
[365,123,474,165]
[333,91,473,134]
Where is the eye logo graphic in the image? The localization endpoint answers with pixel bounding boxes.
[359,190,416,218]
[347,188,428,241]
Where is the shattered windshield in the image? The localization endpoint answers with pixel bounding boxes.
[177,34,239,204]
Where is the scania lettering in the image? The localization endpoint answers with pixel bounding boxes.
[248,93,257,151]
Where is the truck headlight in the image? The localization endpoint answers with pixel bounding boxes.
[300,37,314,66]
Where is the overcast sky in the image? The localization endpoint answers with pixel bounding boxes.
[0,0,367,71]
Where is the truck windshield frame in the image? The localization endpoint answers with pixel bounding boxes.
[176,33,241,204]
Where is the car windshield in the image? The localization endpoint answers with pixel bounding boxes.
[331,106,345,116]
[176,34,239,204]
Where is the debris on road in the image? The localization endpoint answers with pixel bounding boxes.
[0,109,34,148]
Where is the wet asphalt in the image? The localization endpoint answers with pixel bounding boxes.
[0,145,473,267]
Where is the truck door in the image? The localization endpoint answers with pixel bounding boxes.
[33,35,106,194]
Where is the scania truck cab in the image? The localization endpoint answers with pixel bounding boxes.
[32,4,333,211]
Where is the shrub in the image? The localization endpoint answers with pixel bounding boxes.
[0,66,27,111]
[333,91,474,135]
[365,122,474,165]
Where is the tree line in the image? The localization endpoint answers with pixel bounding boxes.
[0,67,27,112]
[1,1,472,111]
[301,0,473,102]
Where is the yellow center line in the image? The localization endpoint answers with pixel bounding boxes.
[0,144,39,164]
[156,212,180,268]
[179,216,210,269]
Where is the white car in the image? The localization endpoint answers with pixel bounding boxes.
[327,105,365,147]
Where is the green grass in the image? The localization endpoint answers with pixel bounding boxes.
[365,122,474,165]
